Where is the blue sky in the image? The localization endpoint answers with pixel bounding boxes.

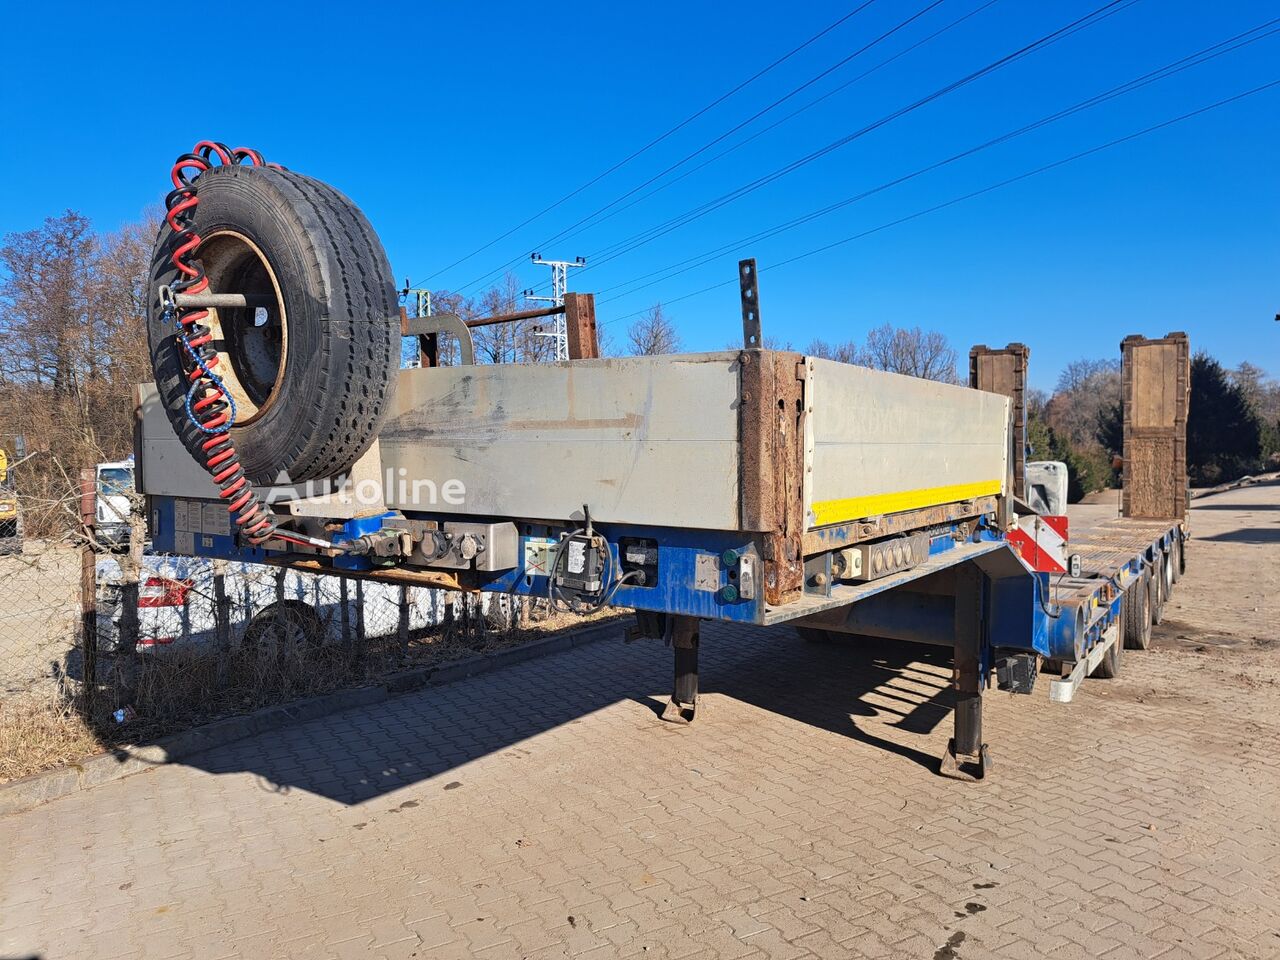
[1,0,1276,389]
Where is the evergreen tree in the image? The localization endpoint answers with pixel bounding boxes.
[1187,353,1262,485]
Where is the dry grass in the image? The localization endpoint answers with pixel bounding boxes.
[0,696,102,783]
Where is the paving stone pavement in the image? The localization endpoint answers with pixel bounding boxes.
[2,487,1278,959]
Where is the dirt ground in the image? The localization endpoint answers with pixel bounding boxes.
[1157,480,1278,649]
[1065,480,1276,649]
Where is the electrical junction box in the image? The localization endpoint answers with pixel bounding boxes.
[619,537,658,589]
[555,533,604,593]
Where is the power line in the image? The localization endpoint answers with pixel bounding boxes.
[526,0,1003,259]
[579,0,1138,273]
[450,0,956,296]
[452,1,1133,300]
[601,78,1280,327]
[409,3,880,289]
[593,18,1280,305]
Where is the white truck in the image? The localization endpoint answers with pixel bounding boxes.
[95,458,135,548]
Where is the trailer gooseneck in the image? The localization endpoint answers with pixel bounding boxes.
[138,144,1190,780]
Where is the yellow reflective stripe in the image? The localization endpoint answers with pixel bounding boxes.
[810,479,1003,527]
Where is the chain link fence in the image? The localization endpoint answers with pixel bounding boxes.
[0,476,611,782]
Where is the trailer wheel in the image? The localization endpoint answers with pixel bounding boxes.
[1162,545,1177,599]
[147,165,400,483]
[1172,536,1184,582]
[1150,556,1168,626]
[243,600,326,652]
[1122,573,1153,650]
[1090,617,1123,679]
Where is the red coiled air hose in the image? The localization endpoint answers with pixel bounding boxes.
[162,140,281,546]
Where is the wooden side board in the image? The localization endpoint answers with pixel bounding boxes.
[969,343,1029,502]
[1121,333,1190,520]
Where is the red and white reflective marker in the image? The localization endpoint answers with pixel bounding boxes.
[1009,514,1069,574]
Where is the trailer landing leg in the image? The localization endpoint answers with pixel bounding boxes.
[660,616,700,724]
[941,563,990,781]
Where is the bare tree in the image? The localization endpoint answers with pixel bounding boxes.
[595,321,618,358]
[855,323,959,382]
[1046,359,1121,450]
[1230,361,1280,424]
[431,273,565,366]
[726,335,794,351]
[627,303,681,356]
[804,327,959,381]
[0,211,96,393]
[805,338,858,363]
[472,273,524,365]
[1055,358,1119,395]
[1026,387,1049,422]
[0,209,156,536]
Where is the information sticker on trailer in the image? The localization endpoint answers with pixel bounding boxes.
[523,537,556,578]
[174,499,192,533]
[1009,515,1069,574]
[201,502,230,537]
[173,498,232,537]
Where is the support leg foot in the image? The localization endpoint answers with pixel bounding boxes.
[660,697,697,724]
[940,739,991,781]
[660,616,700,725]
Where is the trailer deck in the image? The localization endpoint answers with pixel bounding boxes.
[135,242,1193,781]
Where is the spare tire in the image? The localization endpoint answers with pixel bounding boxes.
[147,164,399,483]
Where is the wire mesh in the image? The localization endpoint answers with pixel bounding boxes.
[0,478,605,782]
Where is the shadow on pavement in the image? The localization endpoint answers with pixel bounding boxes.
[1193,502,1280,511]
[1197,527,1280,545]
[178,623,955,804]
[689,632,952,774]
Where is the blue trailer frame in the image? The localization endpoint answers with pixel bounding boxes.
[147,490,1187,781]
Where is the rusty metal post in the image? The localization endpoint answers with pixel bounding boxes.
[969,343,1030,502]
[212,558,231,684]
[117,503,142,671]
[354,578,367,665]
[78,470,97,712]
[401,304,439,368]
[563,293,599,360]
[738,259,762,348]
[397,584,410,659]
[737,351,806,605]
[465,304,564,328]
[339,575,352,652]
[212,559,230,653]
[1121,333,1190,520]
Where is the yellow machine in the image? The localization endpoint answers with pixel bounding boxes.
[0,449,20,554]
